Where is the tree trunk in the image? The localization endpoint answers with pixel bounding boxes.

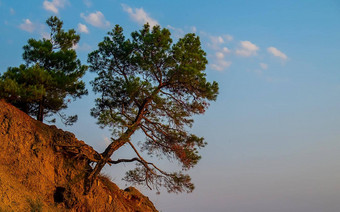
[84,138,127,194]
[84,118,144,194]
[37,98,44,122]
[22,103,29,114]
[84,93,157,194]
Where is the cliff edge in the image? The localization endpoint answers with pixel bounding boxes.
[0,99,158,211]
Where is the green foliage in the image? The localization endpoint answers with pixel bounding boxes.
[0,16,87,124]
[88,24,218,193]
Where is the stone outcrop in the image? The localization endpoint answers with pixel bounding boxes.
[0,99,158,211]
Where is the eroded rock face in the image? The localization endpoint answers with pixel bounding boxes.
[0,99,158,212]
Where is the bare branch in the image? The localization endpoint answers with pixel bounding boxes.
[160,90,186,106]
[140,125,171,150]
[143,116,171,137]
[127,141,158,175]
[108,157,141,164]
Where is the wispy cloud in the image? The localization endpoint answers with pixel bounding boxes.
[267,46,288,61]
[260,63,268,70]
[208,35,224,50]
[200,32,233,71]
[222,47,231,54]
[236,41,259,57]
[73,43,92,51]
[211,59,232,71]
[41,31,50,39]
[103,136,111,145]
[167,25,185,38]
[216,52,224,60]
[83,0,92,8]
[223,34,233,42]
[43,0,68,14]
[253,62,268,75]
[211,51,232,71]
[205,34,233,51]
[77,23,89,34]
[10,8,15,15]
[121,4,158,27]
[19,19,35,33]
[191,26,197,33]
[80,11,110,28]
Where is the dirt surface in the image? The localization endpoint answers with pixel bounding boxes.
[0,99,158,211]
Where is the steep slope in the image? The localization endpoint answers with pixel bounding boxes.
[0,99,158,211]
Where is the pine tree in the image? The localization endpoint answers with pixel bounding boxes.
[0,16,87,124]
[86,24,218,193]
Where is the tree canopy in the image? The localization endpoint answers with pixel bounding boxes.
[86,24,218,193]
[0,16,87,124]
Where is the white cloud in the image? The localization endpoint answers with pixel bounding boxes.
[209,34,232,45]
[211,60,232,71]
[211,51,231,71]
[80,11,110,28]
[260,63,268,70]
[207,35,224,50]
[19,19,35,33]
[205,33,233,50]
[10,8,15,15]
[19,20,46,37]
[78,23,89,34]
[121,4,158,27]
[103,136,111,145]
[73,43,92,51]
[41,31,50,39]
[223,34,233,42]
[83,0,92,7]
[222,47,231,54]
[43,0,68,14]
[267,46,288,60]
[236,41,259,57]
[216,52,224,60]
[167,25,185,38]
[191,26,197,33]
[201,32,233,71]
[211,35,224,45]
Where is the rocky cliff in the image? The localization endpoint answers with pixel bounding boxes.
[0,99,158,211]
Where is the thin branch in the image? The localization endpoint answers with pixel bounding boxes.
[145,170,152,190]
[140,125,171,150]
[160,90,186,105]
[129,140,171,177]
[108,157,141,164]
[143,117,170,137]
[113,54,129,83]
[127,141,158,176]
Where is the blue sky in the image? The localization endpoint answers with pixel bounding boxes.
[1,0,340,211]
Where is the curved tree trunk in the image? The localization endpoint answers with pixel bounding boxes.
[84,125,140,194]
[84,91,158,194]
[84,138,127,194]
